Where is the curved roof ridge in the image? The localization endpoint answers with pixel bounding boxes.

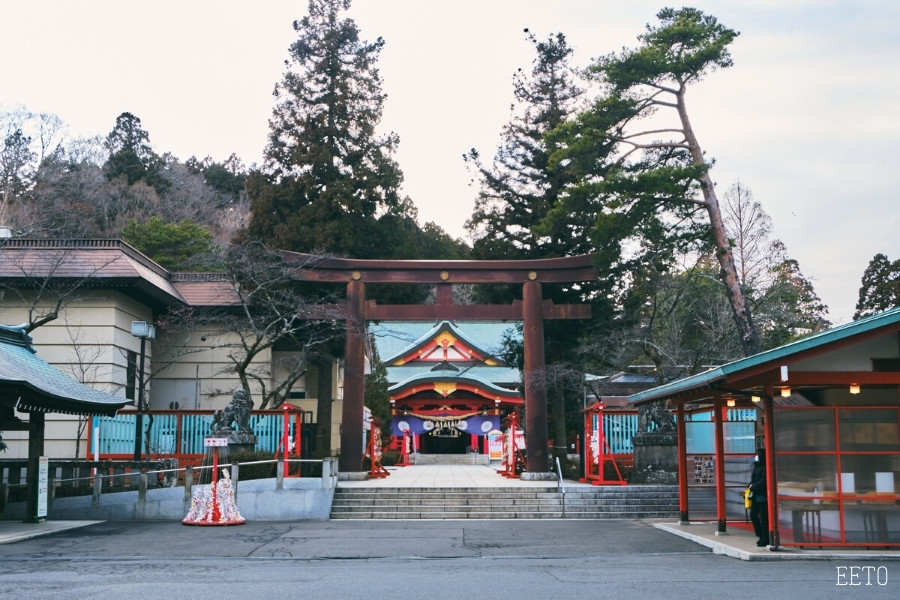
[388,369,520,398]
[381,320,506,366]
[629,306,900,405]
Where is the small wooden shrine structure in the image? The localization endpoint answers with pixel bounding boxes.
[0,324,128,522]
[630,308,900,548]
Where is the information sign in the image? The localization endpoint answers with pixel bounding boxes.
[37,457,48,518]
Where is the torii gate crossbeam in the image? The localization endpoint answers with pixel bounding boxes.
[282,251,599,475]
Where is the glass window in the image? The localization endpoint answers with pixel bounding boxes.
[686,422,714,454]
[685,421,757,454]
[838,455,900,495]
[775,409,835,451]
[838,409,900,452]
[725,421,756,454]
[775,454,838,496]
[842,507,900,544]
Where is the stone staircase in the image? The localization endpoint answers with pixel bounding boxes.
[330,485,679,520]
[407,453,490,466]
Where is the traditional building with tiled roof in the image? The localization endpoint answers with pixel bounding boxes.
[0,239,335,459]
[371,320,522,456]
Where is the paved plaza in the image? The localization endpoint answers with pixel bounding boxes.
[1,464,898,563]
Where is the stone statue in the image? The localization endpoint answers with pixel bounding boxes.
[632,400,677,484]
[211,389,254,435]
[638,401,676,434]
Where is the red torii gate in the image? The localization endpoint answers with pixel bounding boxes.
[282,252,598,475]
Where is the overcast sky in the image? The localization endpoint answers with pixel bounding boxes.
[3,1,899,324]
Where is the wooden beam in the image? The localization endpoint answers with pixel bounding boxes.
[282,251,600,284]
[729,371,900,388]
[366,299,589,321]
[0,420,30,431]
[368,302,522,321]
[339,280,366,473]
[25,412,44,522]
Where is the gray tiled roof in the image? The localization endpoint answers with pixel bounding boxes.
[0,239,186,306]
[0,324,128,416]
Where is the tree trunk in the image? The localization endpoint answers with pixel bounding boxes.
[677,88,760,356]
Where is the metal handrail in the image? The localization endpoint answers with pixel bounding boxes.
[555,456,566,518]
[1,458,333,495]
[1,456,341,515]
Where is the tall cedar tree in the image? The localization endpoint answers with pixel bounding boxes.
[855,254,900,319]
[103,112,170,196]
[553,8,760,356]
[464,31,594,461]
[465,30,588,262]
[242,0,408,455]
[243,0,406,257]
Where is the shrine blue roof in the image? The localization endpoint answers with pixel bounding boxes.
[388,370,521,399]
[370,321,522,389]
[0,324,128,416]
[370,321,519,364]
[383,364,521,385]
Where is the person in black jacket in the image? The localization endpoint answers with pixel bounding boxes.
[748,448,769,546]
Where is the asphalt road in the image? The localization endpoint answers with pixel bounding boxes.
[1,520,897,599]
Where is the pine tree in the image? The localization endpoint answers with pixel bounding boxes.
[120,216,214,271]
[555,8,760,356]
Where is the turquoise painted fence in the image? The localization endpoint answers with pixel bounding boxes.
[91,409,756,458]
[91,412,295,456]
[600,409,757,455]
[603,413,639,454]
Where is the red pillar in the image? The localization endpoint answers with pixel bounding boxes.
[523,279,549,474]
[677,401,689,523]
[713,394,727,534]
[340,279,366,472]
[763,387,779,548]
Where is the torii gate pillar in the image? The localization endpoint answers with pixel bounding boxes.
[340,278,366,473]
[523,280,549,474]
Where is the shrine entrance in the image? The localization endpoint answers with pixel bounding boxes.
[284,252,598,475]
[421,433,468,455]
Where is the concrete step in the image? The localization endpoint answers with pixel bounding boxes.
[406,454,491,465]
[330,485,680,520]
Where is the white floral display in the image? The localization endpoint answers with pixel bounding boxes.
[182,469,245,526]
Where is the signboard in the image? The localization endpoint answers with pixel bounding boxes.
[488,431,503,460]
[37,457,48,519]
[204,437,229,447]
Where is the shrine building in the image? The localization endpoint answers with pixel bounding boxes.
[371,321,522,457]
